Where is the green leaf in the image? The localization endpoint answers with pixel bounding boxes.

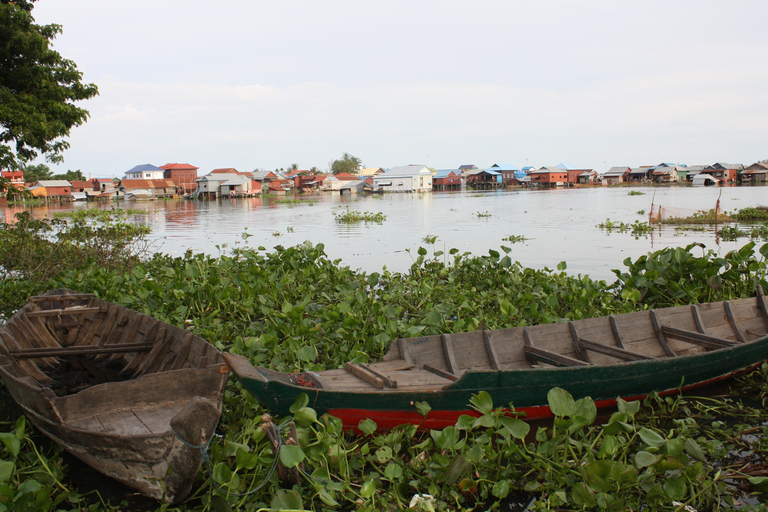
[445,455,471,485]
[663,476,686,500]
[279,445,306,468]
[235,448,261,471]
[212,462,232,484]
[294,407,318,427]
[749,476,768,491]
[375,446,393,463]
[638,427,666,448]
[557,261,567,271]
[383,462,403,480]
[684,438,706,462]
[361,478,377,498]
[270,489,303,511]
[492,479,511,499]
[616,398,640,417]
[289,393,309,413]
[547,387,575,417]
[358,418,377,435]
[0,460,14,483]
[415,401,432,417]
[635,451,659,468]
[469,391,494,415]
[223,440,249,457]
[0,434,20,458]
[296,345,317,362]
[500,416,530,440]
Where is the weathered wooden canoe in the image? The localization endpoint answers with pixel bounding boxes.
[0,290,230,503]
[225,292,768,430]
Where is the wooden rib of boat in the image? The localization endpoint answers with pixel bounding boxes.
[225,292,768,431]
[0,289,230,503]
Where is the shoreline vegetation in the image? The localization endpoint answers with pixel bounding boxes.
[2,212,768,510]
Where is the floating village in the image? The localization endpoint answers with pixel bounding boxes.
[2,160,767,203]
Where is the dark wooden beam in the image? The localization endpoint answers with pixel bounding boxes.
[661,325,736,350]
[523,345,592,367]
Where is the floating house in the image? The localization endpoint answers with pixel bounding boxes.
[372,165,432,193]
[124,164,164,180]
[432,169,461,191]
[602,167,630,184]
[529,166,568,187]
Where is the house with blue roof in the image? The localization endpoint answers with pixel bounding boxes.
[124,164,164,181]
[467,168,502,189]
[433,169,461,190]
[487,164,526,185]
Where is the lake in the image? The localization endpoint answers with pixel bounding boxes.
[3,185,766,282]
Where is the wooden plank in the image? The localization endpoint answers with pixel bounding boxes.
[568,322,588,362]
[397,338,414,365]
[661,325,736,349]
[360,363,397,388]
[344,362,383,389]
[131,404,177,435]
[609,315,626,349]
[578,338,652,361]
[724,301,747,343]
[441,334,459,375]
[170,334,194,370]
[0,331,53,385]
[649,311,676,356]
[423,364,458,381]
[26,307,103,318]
[691,304,706,334]
[523,345,592,367]
[29,293,95,302]
[483,330,501,370]
[11,342,154,359]
[755,286,768,329]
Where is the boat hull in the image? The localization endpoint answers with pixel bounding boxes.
[225,295,768,430]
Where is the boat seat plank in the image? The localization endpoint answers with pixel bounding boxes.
[661,325,736,349]
[483,331,502,370]
[10,343,155,359]
[568,322,589,362]
[524,345,592,367]
[345,362,384,389]
[423,364,458,381]
[366,360,414,372]
[650,311,677,356]
[360,363,397,388]
[725,301,748,343]
[609,315,627,349]
[577,338,652,361]
[691,305,707,334]
[441,334,459,375]
[26,307,104,318]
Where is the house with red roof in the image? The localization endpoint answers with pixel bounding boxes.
[161,163,199,194]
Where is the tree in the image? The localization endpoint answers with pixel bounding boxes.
[21,163,52,182]
[51,169,85,181]
[331,153,362,175]
[0,0,98,170]
[287,163,299,172]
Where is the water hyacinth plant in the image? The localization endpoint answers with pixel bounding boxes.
[1,214,768,510]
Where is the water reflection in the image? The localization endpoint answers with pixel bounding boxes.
[3,186,766,281]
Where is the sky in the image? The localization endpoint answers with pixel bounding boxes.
[30,0,768,178]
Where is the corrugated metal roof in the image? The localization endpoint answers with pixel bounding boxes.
[126,164,162,173]
[379,165,430,177]
[35,180,72,187]
[434,169,459,178]
[487,164,518,171]
[555,162,580,170]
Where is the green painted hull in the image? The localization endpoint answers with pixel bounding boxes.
[227,333,768,429]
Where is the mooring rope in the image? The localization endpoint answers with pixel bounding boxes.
[172,418,293,497]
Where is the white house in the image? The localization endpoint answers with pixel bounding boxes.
[372,165,433,193]
[124,164,165,180]
[194,174,230,198]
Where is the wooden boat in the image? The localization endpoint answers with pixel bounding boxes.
[225,292,768,430]
[0,290,230,503]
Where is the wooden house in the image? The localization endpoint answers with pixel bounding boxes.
[466,169,502,189]
[118,179,176,199]
[529,167,568,187]
[603,167,630,184]
[1,171,24,187]
[372,165,432,193]
[740,163,768,184]
[28,180,72,199]
[626,167,653,182]
[701,163,742,183]
[161,163,199,194]
[651,165,681,183]
[432,169,461,190]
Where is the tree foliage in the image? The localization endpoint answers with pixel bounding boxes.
[331,152,362,175]
[0,0,98,170]
[21,162,51,182]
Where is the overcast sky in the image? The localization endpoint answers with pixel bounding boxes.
[32,0,768,178]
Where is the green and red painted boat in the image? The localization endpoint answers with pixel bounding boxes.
[224,291,768,430]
